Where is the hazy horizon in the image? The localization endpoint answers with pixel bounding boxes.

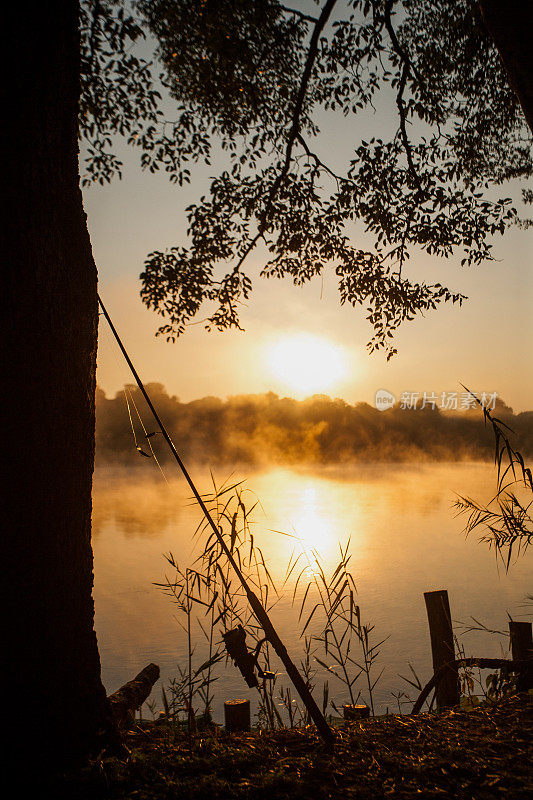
[95,382,533,468]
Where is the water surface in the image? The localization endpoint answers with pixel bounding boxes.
[92,462,531,720]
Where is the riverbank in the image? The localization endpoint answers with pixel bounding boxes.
[63,695,531,798]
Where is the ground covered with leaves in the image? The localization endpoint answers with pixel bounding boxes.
[64,696,531,799]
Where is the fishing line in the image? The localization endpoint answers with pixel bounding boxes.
[99,311,169,483]
[127,387,169,483]
[124,388,141,451]
[100,320,144,453]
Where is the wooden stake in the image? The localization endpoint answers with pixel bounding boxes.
[224,699,250,732]
[343,704,370,720]
[424,590,459,710]
[509,620,533,691]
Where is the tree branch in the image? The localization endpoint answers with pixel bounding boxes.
[479,0,533,135]
[232,0,339,272]
[280,0,338,179]
[278,4,319,24]
[384,0,424,198]
[88,0,103,76]
[383,0,423,87]
[297,133,346,185]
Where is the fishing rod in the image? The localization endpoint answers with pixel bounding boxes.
[98,294,334,744]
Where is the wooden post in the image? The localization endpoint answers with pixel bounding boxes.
[509,620,533,692]
[424,590,460,710]
[224,699,250,732]
[343,704,370,720]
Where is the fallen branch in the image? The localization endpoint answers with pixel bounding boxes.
[108,663,160,728]
[412,657,531,714]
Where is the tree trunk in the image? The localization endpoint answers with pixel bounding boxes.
[479,0,533,135]
[2,0,113,773]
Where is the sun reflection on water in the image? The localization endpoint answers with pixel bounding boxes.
[286,486,337,553]
[251,469,366,579]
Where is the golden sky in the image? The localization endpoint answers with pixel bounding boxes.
[85,109,533,413]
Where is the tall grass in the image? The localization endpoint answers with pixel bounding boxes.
[454,390,532,569]
[157,476,387,729]
[295,539,388,716]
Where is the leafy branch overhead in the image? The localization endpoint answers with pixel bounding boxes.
[80,0,532,356]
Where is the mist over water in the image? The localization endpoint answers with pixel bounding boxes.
[96,385,533,468]
[92,461,531,721]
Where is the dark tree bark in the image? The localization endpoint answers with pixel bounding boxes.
[479,0,533,135]
[2,0,113,773]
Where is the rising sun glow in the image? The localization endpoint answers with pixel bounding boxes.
[266,333,348,396]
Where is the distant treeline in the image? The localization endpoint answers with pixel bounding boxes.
[95,385,533,467]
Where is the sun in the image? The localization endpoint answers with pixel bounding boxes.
[266,333,348,396]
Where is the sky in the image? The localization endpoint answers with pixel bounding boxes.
[83,10,533,414]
